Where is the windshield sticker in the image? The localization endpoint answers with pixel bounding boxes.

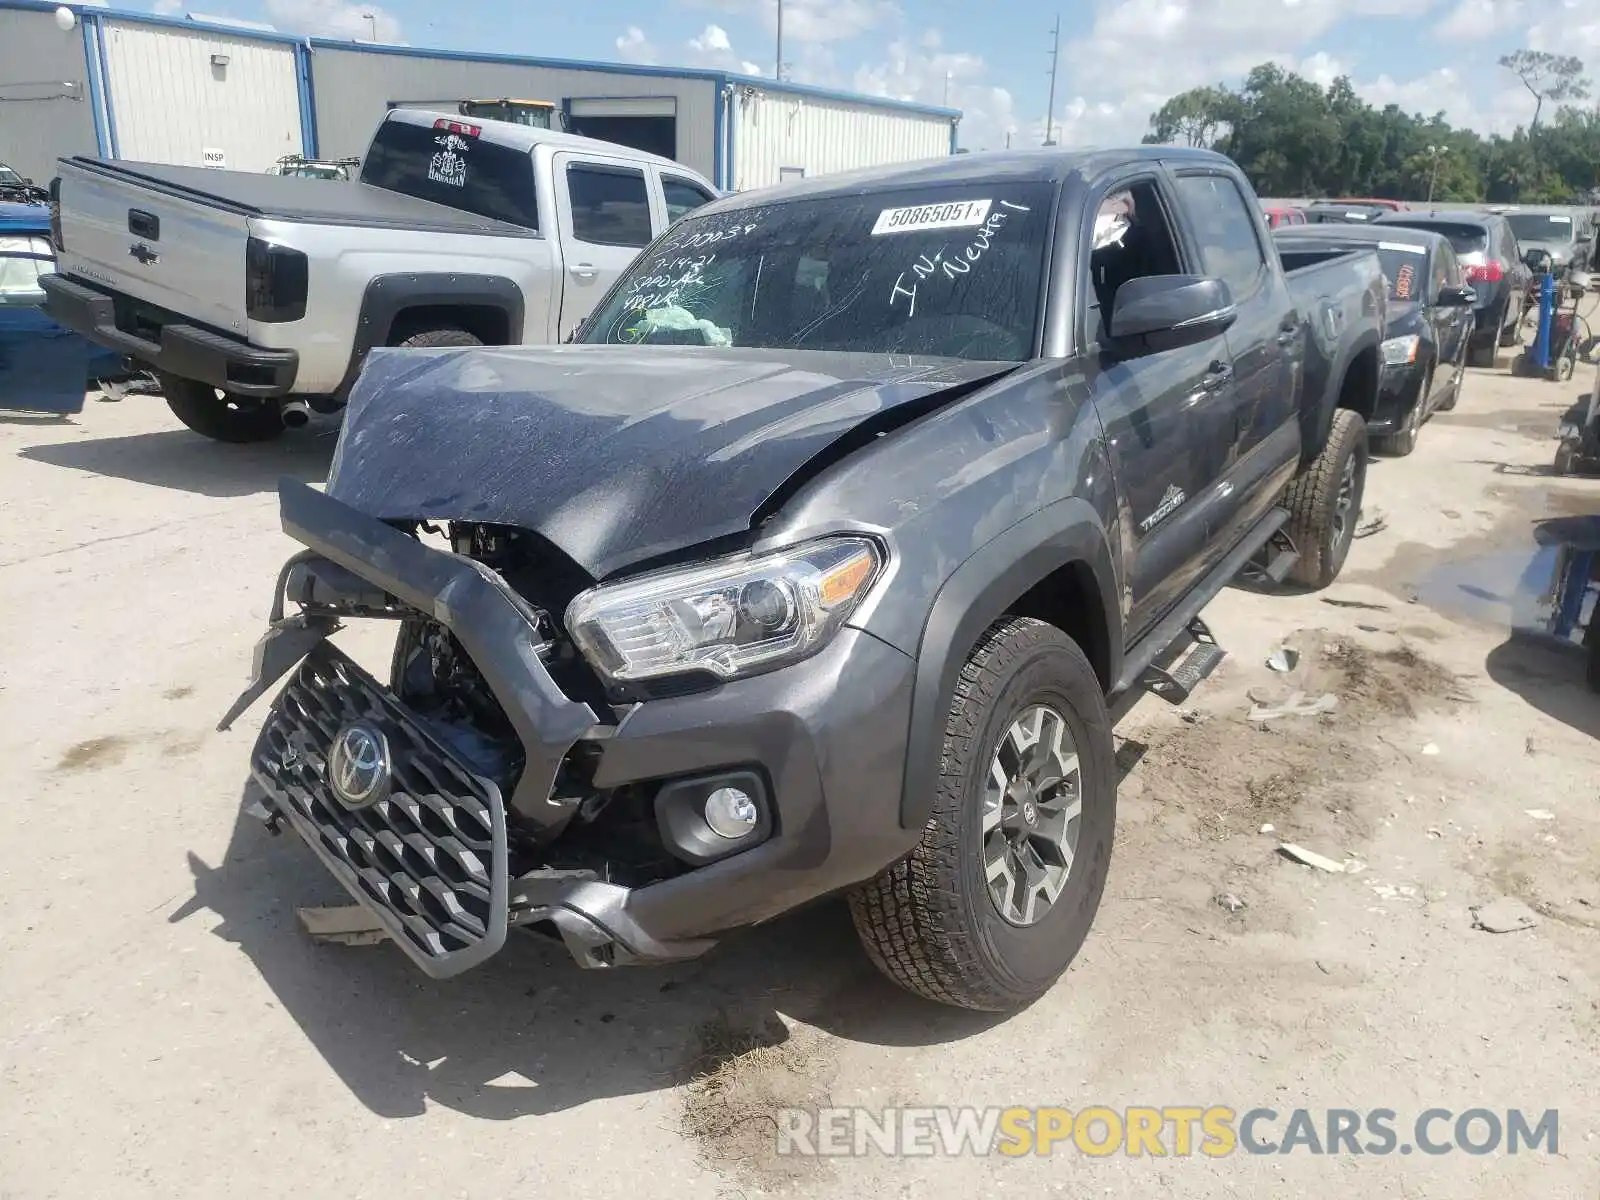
[873,199,993,236]
[1378,241,1426,254]
[1549,215,1572,224]
[427,133,470,188]
[887,200,1031,317]
[1393,264,1416,301]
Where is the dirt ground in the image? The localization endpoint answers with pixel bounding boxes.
[1,357,1596,1198]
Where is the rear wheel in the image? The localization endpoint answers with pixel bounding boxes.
[1468,335,1497,369]
[395,326,483,350]
[159,373,284,443]
[1283,408,1368,589]
[849,617,1115,1012]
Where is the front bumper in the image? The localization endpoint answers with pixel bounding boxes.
[245,481,919,979]
[38,273,297,397]
[1370,361,1425,432]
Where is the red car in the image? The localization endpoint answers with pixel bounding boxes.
[1263,205,1309,228]
[1329,197,1409,211]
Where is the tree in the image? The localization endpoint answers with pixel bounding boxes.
[1143,86,1232,147]
[1498,50,1590,131]
[1141,57,1600,205]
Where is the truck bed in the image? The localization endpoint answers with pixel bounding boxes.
[59,157,537,238]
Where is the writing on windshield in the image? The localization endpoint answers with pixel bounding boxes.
[581,182,1055,362]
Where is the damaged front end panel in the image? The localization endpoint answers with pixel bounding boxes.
[229,480,733,977]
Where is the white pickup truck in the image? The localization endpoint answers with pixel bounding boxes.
[40,109,718,441]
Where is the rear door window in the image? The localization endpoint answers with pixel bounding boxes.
[567,165,654,248]
[1174,173,1267,298]
[661,176,716,224]
[360,116,539,228]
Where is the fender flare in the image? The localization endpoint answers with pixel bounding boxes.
[335,272,525,396]
[898,498,1122,830]
[1305,325,1381,460]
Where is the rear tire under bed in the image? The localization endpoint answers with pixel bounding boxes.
[159,373,284,443]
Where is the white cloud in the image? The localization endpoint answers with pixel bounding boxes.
[1436,0,1525,40]
[263,0,399,40]
[615,26,659,65]
[150,0,183,12]
[682,0,900,44]
[681,23,763,74]
[1357,67,1532,134]
[850,29,1016,150]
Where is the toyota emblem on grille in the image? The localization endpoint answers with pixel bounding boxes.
[328,722,390,809]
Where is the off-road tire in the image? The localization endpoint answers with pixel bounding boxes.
[1374,366,1429,458]
[849,617,1116,1012]
[395,327,483,349]
[159,373,284,443]
[1283,408,1368,589]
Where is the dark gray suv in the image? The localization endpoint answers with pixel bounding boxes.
[1374,210,1532,367]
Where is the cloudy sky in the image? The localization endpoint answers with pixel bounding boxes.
[192,0,1586,150]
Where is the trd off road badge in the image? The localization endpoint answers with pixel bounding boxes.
[1139,484,1186,532]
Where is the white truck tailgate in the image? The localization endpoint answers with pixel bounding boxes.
[57,164,250,335]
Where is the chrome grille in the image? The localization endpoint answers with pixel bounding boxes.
[250,642,509,977]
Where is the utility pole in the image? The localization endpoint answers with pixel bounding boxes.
[361,11,375,40]
[943,70,952,107]
[775,0,784,81]
[1043,14,1061,146]
[1426,144,1444,203]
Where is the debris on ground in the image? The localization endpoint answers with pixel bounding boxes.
[1370,882,1420,901]
[1470,898,1539,934]
[1248,691,1339,723]
[1525,809,1555,821]
[1266,646,1300,673]
[1279,842,1349,873]
[1321,597,1391,611]
[1215,892,1247,914]
[1259,823,1275,834]
[297,906,389,946]
[1355,510,1389,538]
[1421,743,1440,756]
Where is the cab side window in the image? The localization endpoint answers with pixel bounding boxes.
[1174,173,1267,299]
[1084,180,1185,344]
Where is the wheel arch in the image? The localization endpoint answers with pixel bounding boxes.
[335,273,525,397]
[898,499,1121,831]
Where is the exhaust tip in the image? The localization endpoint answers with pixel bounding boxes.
[280,400,311,429]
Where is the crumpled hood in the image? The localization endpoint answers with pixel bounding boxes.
[1521,238,1572,263]
[325,343,1009,579]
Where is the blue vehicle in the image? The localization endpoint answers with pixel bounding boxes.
[0,200,126,415]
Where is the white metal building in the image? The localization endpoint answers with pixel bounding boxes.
[0,0,960,191]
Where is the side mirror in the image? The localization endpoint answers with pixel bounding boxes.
[1107,275,1236,355]
[1437,284,1476,307]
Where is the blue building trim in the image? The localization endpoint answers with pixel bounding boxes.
[727,83,738,191]
[295,40,319,158]
[79,14,109,155]
[92,12,120,157]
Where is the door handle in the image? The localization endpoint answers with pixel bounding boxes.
[569,263,597,281]
[1201,361,1233,390]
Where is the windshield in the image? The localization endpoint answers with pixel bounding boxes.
[1372,240,1429,301]
[580,182,1056,362]
[1505,213,1574,243]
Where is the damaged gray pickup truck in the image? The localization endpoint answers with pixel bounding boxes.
[223,147,1385,1012]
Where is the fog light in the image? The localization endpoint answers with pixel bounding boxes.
[704,786,759,839]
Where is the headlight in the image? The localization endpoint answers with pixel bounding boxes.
[565,537,884,686]
[1381,334,1420,366]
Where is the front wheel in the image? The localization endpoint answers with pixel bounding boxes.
[849,617,1116,1012]
[158,373,284,443]
[1282,408,1368,589]
[1374,367,1430,458]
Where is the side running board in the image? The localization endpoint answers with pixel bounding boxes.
[1111,505,1292,707]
